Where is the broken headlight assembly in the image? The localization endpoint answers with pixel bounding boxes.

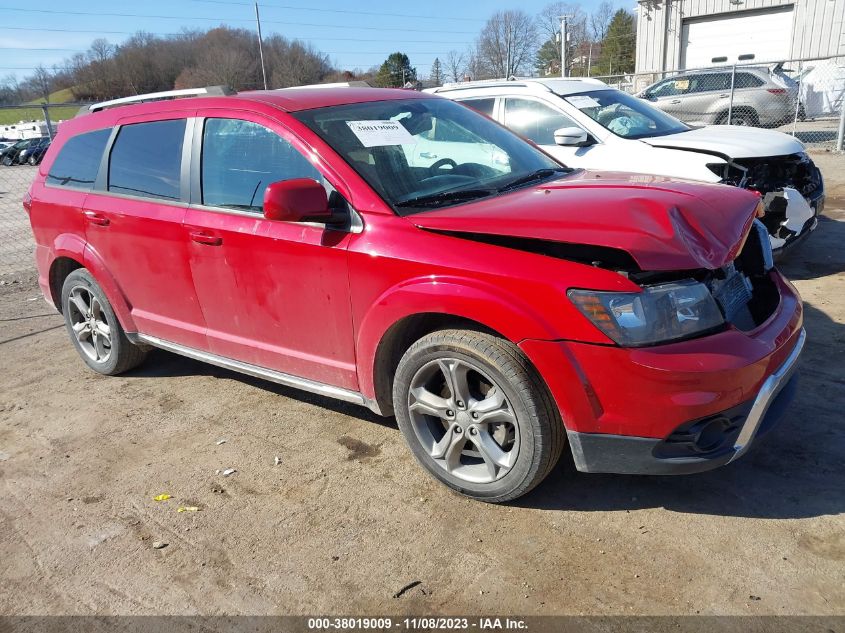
[568,280,725,347]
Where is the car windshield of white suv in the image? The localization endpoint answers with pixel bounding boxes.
[294,98,568,215]
[564,89,689,139]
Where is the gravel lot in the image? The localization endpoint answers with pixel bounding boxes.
[0,153,843,616]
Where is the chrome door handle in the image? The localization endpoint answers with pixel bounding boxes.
[420,152,438,159]
[719,93,730,98]
[670,99,681,104]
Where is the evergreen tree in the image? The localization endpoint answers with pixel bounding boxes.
[430,57,443,86]
[594,10,635,76]
[375,52,417,88]
[535,39,560,77]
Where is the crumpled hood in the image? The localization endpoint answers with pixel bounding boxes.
[640,125,805,159]
[411,170,761,271]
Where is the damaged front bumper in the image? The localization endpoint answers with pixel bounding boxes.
[567,328,805,475]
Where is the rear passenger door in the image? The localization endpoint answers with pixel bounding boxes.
[182,112,358,390]
[83,113,208,349]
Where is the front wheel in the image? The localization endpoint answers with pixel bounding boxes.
[27,154,38,166]
[393,329,564,503]
[61,269,148,375]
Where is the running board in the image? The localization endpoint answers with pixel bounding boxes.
[130,333,368,407]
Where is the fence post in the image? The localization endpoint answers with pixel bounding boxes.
[41,104,53,140]
[727,63,736,125]
[791,59,803,138]
[837,96,845,152]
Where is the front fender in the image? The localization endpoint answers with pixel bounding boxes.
[355,275,561,402]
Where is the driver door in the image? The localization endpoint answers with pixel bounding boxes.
[183,112,359,390]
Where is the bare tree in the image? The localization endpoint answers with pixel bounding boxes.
[31,65,53,102]
[477,10,538,78]
[590,1,614,41]
[444,50,466,83]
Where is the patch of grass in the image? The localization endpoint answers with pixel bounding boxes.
[0,105,80,127]
[24,87,78,105]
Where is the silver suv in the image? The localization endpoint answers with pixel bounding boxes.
[638,67,797,127]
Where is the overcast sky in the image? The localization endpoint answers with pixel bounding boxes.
[2,0,631,81]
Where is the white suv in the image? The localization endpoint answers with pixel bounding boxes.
[427,77,824,255]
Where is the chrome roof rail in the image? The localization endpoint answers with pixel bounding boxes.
[86,85,236,113]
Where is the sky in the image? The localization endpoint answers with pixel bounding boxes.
[2,0,631,82]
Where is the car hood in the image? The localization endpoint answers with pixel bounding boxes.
[410,171,761,271]
[640,125,804,159]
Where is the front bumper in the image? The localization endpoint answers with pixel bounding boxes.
[566,328,805,474]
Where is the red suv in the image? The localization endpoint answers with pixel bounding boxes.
[25,86,804,502]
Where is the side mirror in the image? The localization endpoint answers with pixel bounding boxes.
[263,178,331,223]
[554,127,590,147]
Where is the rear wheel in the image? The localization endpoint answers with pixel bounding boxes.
[27,154,37,166]
[61,269,148,375]
[393,329,564,503]
[718,109,758,127]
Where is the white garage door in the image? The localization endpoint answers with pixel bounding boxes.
[681,6,794,69]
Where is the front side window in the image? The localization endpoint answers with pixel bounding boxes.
[201,118,324,213]
[503,98,580,145]
[565,89,689,139]
[109,119,186,201]
[46,128,111,190]
[293,98,564,215]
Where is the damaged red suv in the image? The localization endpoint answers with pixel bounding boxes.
[25,86,804,502]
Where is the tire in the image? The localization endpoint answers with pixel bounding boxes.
[61,269,148,375]
[27,154,37,166]
[2,156,11,166]
[718,110,758,127]
[393,329,564,503]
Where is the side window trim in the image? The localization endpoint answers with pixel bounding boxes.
[93,126,120,192]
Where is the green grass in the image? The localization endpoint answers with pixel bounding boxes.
[1,88,83,127]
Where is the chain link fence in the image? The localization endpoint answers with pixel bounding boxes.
[593,56,845,151]
[0,103,88,279]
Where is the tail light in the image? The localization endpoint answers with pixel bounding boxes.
[23,191,33,215]
[767,88,787,94]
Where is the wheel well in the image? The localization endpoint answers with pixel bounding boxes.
[49,256,84,313]
[372,313,503,416]
[717,107,758,123]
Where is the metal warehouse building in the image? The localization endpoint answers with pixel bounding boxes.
[635,0,845,72]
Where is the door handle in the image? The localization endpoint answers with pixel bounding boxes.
[189,230,223,246]
[670,99,681,104]
[719,93,730,98]
[420,152,438,159]
[83,211,110,226]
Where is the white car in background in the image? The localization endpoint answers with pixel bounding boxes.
[426,77,825,255]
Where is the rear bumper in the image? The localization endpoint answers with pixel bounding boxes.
[566,328,804,474]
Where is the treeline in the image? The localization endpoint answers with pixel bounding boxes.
[2,26,346,104]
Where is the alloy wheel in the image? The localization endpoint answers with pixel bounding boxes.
[407,357,520,484]
[67,285,112,363]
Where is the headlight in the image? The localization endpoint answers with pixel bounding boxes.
[568,280,724,346]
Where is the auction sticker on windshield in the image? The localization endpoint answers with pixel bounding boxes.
[347,120,415,147]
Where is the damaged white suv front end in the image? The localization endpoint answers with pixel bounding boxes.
[428,78,825,257]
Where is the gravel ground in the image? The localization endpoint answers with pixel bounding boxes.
[0,152,843,616]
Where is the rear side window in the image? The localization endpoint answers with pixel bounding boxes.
[459,98,496,117]
[109,119,186,201]
[735,73,765,88]
[46,128,110,190]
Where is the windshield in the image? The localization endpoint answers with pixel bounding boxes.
[564,89,689,139]
[293,98,566,214]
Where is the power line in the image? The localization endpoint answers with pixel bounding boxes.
[0,7,478,34]
[186,0,485,22]
[0,26,473,45]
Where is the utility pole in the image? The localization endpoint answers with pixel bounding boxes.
[587,41,593,76]
[559,15,570,78]
[254,2,268,90]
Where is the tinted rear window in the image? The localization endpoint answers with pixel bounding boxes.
[46,128,110,190]
[459,98,496,117]
[109,119,185,201]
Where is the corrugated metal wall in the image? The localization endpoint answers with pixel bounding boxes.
[636,0,845,72]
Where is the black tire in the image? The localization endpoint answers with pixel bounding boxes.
[717,109,758,127]
[393,329,564,503]
[2,156,12,166]
[27,154,37,166]
[61,268,148,375]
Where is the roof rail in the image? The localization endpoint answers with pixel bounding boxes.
[276,81,373,90]
[84,85,236,114]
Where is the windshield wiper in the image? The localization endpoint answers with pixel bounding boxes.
[395,188,495,208]
[497,167,570,193]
